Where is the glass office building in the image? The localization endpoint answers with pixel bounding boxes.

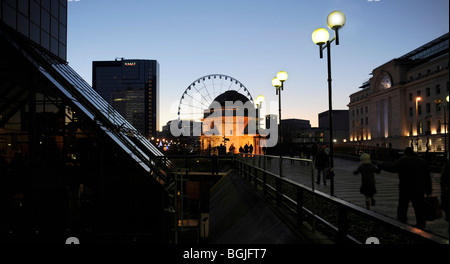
[1,1,171,243]
[93,60,160,139]
[0,0,67,61]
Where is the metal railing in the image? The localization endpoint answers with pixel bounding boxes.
[236,153,449,244]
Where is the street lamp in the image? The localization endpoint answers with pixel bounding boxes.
[312,10,346,196]
[273,71,288,177]
[255,95,265,154]
[274,71,288,150]
[255,95,265,129]
[416,97,422,152]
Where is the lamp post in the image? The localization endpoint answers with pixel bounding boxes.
[255,95,265,129]
[255,95,265,154]
[312,10,346,196]
[416,96,422,153]
[273,71,288,177]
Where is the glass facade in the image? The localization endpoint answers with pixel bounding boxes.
[0,0,67,61]
[399,33,449,62]
[0,23,171,243]
[93,60,160,138]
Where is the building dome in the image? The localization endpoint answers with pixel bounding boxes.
[204,90,254,119]
[209,90,251,108]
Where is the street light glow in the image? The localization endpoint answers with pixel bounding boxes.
[272,77,281,88]
[277,71,288,82]
[255,95,265,105]
[327,10,346,30]
[312,28,330,45]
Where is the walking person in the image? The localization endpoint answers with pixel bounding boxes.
[353,153,381,210]
[244,144,249,154]
[315,149,328,185]
[379,147,432,229]
[311,143,318,162]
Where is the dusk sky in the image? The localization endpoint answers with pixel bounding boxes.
[66,0,449,130]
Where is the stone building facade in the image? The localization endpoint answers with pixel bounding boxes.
[348,33,449,153]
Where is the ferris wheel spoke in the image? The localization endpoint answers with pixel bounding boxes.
[192,84,211,106]
[182,92,210,109]
[179,103,205,112]
[227,80,233,91]
[211,78,216,100]
[201,80,214,102]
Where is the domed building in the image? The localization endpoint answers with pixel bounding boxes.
[201,90,261,155]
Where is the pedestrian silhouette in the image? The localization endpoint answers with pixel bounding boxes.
[353,153,381,210]
[244,144,249,154]
[311,143,318,161]
[305,145,311,160]
[249,144,253,154]
[229,144,235,154]
[315,149,328,185]
[380,147,432,229]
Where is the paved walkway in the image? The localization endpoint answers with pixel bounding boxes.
[209,171,317,244]
[247,155,449,240]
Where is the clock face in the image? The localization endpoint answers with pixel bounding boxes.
[378,72,392,89]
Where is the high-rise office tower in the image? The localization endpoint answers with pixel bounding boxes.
[93,59,160,138]
[0,0,67,61]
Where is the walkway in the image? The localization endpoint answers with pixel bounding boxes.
[209,171,329,244]
[269,156,449,239]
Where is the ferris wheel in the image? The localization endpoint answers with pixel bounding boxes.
[177,74,254,122]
